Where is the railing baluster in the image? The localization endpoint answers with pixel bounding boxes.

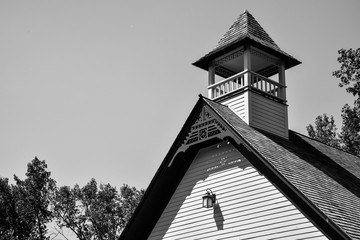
[207,70,285,100]
[265,81,267,92]
[264,80,266,92]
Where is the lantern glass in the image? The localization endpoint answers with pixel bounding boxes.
[202,195,209,208]
[207,197,213,207]
[202,192,216,208]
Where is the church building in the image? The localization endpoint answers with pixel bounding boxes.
[120,11,360,240]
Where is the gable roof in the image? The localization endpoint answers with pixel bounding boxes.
[120,96,360,240]
[192,10,301,71]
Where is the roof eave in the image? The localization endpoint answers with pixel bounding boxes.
[192,37,301,72]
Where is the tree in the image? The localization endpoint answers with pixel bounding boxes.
[52,185,91,240]
[306,114,340,148]
[118,184,145,228]
[339,102,360,156]
[0,177,17,240]
[333,48,360,98]
[53,179,144,240]
[1,158,144,239]
[307,48,360,156]
[0,157,56,240]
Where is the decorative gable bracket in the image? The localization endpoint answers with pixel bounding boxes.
[168,106,229,167]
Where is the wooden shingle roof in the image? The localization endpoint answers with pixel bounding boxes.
[121,96,360,239]
[216,10,279,51]
[193,10,301,71]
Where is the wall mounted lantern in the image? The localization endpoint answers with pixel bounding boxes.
[202,189,216,208]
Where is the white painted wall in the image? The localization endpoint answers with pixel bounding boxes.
[221,93,248,123]
[148,142,326,240]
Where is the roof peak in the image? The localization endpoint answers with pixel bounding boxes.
[216,10,279,50]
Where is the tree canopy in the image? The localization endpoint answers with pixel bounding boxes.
[0,157,55,240]
[306,114,340,148]
[307,48,360,156]
[53,179,144,239]
[0,158,144,240]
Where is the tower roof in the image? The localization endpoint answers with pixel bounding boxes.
[216,10,279,51]
[193,10,301,71]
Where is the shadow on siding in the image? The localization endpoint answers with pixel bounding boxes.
[213,203,224,230]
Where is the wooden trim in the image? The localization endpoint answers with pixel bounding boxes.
[278,60,286,99]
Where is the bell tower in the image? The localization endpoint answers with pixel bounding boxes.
[193,10,300,139]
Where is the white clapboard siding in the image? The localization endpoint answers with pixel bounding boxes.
[219,91,288,138]
[249,92,288,138]
[221,93,248,123]
[148,142,327,240]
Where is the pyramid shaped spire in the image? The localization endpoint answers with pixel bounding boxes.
[216,10,279,51]
[193,10,300,71]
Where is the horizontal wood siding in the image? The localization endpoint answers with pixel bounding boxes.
[250,92,288,138]
[221,93,248,123]
[148,142,326,240]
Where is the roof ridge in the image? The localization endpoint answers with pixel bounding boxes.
[244,10,249,39]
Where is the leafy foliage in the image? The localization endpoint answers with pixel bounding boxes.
[307,48,360,156]
[0,159,145,240]
[333,48,360,98]
[53,179,144,240]
[306,114,340,148]
[340,102,360,156]
[0,157,56,240]
[119,184,145,228]
[0,177,17,240]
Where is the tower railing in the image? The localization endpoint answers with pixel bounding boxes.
[208,70,285,100]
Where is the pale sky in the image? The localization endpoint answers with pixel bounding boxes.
[1,0,360,195]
